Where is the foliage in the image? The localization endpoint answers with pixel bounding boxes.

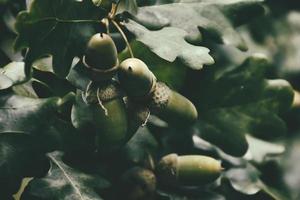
[0,0,299,199]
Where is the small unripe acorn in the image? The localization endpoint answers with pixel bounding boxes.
[118,167,156,200]
[71,81,128,154]
[83,33,119,81]
[118,58,197,126]
[156,154,222,186]
[118,58,156,99]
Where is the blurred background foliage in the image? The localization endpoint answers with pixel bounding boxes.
[1,0,300,199]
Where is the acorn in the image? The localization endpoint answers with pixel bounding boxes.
[118,58,198,126]
[149,82,198,126]
[156,154,222,186]
[83,33,119,81]
[72,81,128,154]
[117,167,156,200]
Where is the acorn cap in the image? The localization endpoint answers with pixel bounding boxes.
[118,167,156,200]
[84,81,123,104]
[83,33,119,81]
[118,58,156,99]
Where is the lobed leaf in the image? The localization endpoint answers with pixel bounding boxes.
[125,0,264,52]
[125,20,214,70]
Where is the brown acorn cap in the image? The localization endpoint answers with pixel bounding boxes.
[118,167,157,200]
[83,33,119,81]
[83,81,124,104]
[149,82,171,111]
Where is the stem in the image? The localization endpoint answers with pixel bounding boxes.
[111,19,134,58]
[101,18,110,34]
[108,3,118,19]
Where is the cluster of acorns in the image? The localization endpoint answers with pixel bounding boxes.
[72,33,222,199]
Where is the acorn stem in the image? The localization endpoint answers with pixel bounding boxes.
[108,3,118,19]
[82,81,93,104]
[101,18,110,34]
[111,19,134,58]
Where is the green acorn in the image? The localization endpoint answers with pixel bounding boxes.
[149,82,198,126]
[72,81,128,154]
[117,167,156,200]
[156,154,222,186]
[83,33,119,81]
[118,58,198,126]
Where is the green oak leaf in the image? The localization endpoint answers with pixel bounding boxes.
[0,92,59,133]
[224,163,290,200]
[119,127,159,169]
[192,53,294,156]
[0,133,49,198]
[0,92,80,153]
[0,62,26,90]
[125,0,264,51]
[14,0,105,77]
[67,61,93,91]
[125,20,214,70]
[244,134,285,164]
[21,151,110,200]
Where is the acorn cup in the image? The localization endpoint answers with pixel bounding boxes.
[117,167,157,200]
[156,154,222,187]
[118,58,198,126]
[71,33,131,155]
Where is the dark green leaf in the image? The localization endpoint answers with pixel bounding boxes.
[15,0,106,77]
[21,151,110,200]
[0,92,59,133]
[0,133,49,197]
[120,127,159,169]
[192,54,294,156]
